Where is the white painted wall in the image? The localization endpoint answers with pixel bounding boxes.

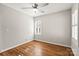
[0,4,34,51]
[71,3,79,56]
[0,14,2,50]
[35,9,71,47]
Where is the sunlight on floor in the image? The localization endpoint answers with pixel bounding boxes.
[34,44,42,56]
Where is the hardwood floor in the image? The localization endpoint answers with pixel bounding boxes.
[0,40,74,56]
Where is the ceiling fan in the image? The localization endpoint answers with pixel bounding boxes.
[22,3,49,13]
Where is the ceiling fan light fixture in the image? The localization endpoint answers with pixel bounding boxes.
[33,8,38,13]
[33,8,38,14]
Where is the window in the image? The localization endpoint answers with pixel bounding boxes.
[72,9,78,40]
[35,20,41,35]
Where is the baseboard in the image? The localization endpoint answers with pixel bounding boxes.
[71,48,79,56]
[35,39,71,48]
[71,48,76,56]
[0,39,33,53]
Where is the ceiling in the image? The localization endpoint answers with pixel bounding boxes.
[2,3,73,17]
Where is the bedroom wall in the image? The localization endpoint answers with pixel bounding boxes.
[0,4,34,51]
[0,14,2,50]
[35,9,71,47]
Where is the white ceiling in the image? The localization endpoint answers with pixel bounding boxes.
[2,3,73,17]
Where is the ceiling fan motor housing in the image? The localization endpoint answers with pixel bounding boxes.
[32,3,38,8]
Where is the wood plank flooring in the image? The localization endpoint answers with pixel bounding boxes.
[0,40,74,56]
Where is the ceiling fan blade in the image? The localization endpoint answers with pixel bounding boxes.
[21,7,33,9]
[37,3,49,8]
[38,9,45,13]
[40,10,45,13]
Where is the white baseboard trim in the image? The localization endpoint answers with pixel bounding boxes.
[35,39,71,48]
[0,39,33,53]
[71,48,76,56]
[71,48,79,56]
